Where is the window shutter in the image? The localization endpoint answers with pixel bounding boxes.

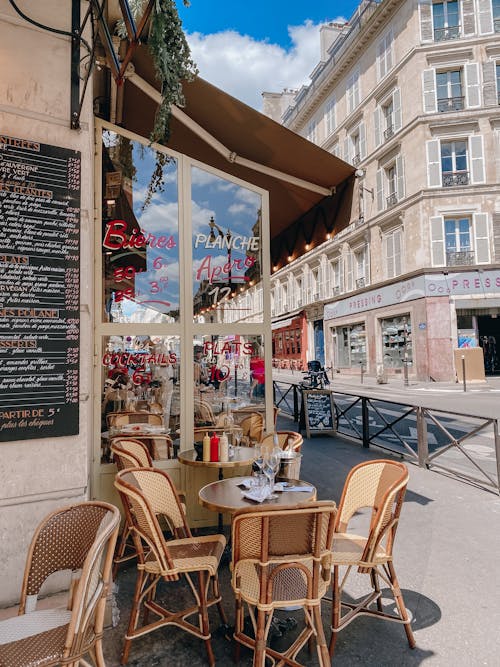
[422,68,437,113]
[426,139,441,187]
[478,0,494,34]
[396,154,405,201]
[465,63,481,108]
[346,252,354,292]
[470,135,485,184]
[393,88,402,132]
[387,34,394,73]
[374,106,382,147]
[474,213,490,263]
[343,137,350,163]
[394,228,402,276]
[493,213,500,262]
[325,261,331,295]
[339,256,344,292]
[376,168,384,211]
[385,234,394,278]
[461,0,476,37]
[419,0,433,42]
[430,215,445,266]
[482,61,497,106]
[359,122,367,159]
[377,39,384,81]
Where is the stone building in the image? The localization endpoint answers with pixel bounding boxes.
[265,0,500,381]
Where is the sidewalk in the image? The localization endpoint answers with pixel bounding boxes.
[102,419,500,666]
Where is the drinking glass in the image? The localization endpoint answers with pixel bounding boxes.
[252,444,265,487]
[263,449,280,499]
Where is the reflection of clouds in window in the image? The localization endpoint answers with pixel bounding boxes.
[138,201,179,233]
[228,203,254,216]
[192,253,230,275]
[191,167,224,187]
[191,200,215,233]
[235,187,261,207]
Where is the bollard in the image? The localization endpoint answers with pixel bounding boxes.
[403,353,409,387]
[461,354,466,392]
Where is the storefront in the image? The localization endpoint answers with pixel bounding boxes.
[271,312,307,370]
[324,268,500,381]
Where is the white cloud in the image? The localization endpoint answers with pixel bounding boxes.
[185,21,324,110]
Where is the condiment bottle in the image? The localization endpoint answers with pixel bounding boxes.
[219,432,229,462]
[203,432,210,462]
[210,432,219,462]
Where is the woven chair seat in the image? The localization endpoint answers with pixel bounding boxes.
[0,622,69,667]
[332,533,388,565]
[0,609,71,645]
[233,558,329,609]
[142,534,226,576]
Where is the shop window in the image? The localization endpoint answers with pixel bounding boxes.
[101,131,180,324]
[336,323,366,368]
[296,329,302,354]
[381,315,412,369]
[100,335,180,463]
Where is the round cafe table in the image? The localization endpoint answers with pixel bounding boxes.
[199,476,317,517]
[178,446,257,531]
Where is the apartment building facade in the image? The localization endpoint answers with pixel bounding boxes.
[265,0,500,381]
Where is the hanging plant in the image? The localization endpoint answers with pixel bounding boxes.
[117,0,198,208]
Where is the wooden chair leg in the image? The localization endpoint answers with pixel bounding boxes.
[253,609,267,667]
[198,571,216,667]
[233,595,243,664]
[387,561,416,649]
[94,638,106,667]
[371,568,383,612]
[212,574,228,626]
[121,569,144,665]
[112,521,133,579]
[329,564,340,657]
[313,605,330,667]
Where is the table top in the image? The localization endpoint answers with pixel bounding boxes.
[178,446,256,469]
[199,476,317,514]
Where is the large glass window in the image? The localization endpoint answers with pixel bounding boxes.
[101,131,180,324]
[441,140,468,186]
[436,69,463,111]
[100,335,180,463]
[445,216,473,265]
[191,166,262,324]
[381,315,412,369]
[336,323,366,368]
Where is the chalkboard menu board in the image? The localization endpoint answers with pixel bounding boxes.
[302,390,337,438]
[0,135,80,441]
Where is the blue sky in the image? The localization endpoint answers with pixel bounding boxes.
[176,0,361,109]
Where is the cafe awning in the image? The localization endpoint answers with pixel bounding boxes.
[117,45,355,267]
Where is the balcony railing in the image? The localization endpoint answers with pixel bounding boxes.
[384,125,394,140]
[434,25,461,41]
[437,96,465,112]
[446,250,475,266]
[386,192,398,207]
[495,17,500,33]
[332,286,340,296]
[356,277,366,289]
[442,171,469,187]
[352,153,361,166]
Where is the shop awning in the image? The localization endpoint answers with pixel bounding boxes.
[117,46,355,267]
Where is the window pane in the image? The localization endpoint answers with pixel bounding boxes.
[101,334,180,463]
[101,130,180,324]
[381,315,412,369]
[433,3,445,29]
[191,167,262,324]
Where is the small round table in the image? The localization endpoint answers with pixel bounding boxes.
[199,476,317,516]
[178,447,257,531]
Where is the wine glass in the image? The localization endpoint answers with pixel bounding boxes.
[263,449,280,499]
[251,444,265,487]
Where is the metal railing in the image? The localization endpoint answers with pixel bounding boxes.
[355,277,366,289]
[437,96,465,112]
[352,153,361,166]
[272,381,500,494]
[384,125,394,140]
[434,25,461,41]
[386,192,398,207]
[446,250,475,266]
[495,17,500,33]
[442,171,469,187]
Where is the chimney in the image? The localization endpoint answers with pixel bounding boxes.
[262,89,298,123]
[320,22,347,61]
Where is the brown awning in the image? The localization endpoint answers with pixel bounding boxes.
[119,45,354,266]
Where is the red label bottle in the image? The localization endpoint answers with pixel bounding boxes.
[210,432,219,462]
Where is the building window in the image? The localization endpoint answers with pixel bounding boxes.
[494,0,500,32]
[325,95,336,135]
[306,120,318,144]
[433,1,460,41]
[384,227,403,278]
[376,155,404,211]
[445,216,474,265]
[383,97,394,139]
[351,131,361,165]
[336,323,366,368]
[377,30,394,81]
[354,247,367,288]
[496,63,500,103]
[381,315,412,369]
[436,69,464,111]
[347,69,360,113]
[441,140,468,186]
[386,164,397,207]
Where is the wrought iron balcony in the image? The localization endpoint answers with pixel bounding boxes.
[356,277,366,289]
[332,286,340,296]
[386,192,398,207]
[437,96,465,112]
[446,250,475,266]
[384,125,394,140]
[434,25,461,41]
[352,153,361,166]
[442,171,469,187]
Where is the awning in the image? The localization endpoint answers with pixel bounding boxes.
[117,45,355,266]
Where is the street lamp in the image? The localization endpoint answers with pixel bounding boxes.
[208,216,232,290]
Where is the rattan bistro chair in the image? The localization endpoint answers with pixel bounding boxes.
[260,430,303,453]
[328,459,416,657]
[231,501,337,667]
[0,501,119,667]
[240,412,264,445]
[114,468,227,666]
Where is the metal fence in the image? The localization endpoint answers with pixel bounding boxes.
[273,381,500,494]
